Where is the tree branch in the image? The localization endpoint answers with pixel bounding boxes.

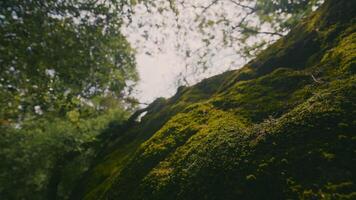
[228,0,257,11]
[231,10,255,30]
[201,0,219,13]
[241,27,285,37]
[251,30,284,37]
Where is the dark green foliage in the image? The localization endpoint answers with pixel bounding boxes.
[0,0,138,121]
[0,1,139,199]
[72,0,356,199]
[0,108,129,200]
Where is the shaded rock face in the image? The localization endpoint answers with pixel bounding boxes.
[72,0,356,199]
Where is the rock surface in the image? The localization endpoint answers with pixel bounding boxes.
[72,0,356,199]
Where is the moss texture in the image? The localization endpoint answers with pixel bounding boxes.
[71,0,356,199]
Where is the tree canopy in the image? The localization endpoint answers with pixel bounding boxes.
[0,0,138,199]
[125,0,323,84]
[0,0,138,122]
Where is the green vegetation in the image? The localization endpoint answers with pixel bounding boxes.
[0,0,138,121]
[1,0,355,200]
[0,0,137,199]
[0,108,129,199]
[128,0,324,79]
[71,0,356,199]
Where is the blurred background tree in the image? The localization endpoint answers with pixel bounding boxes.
[0,0,139,199]
[0,0,138,123]
[125,0,323,85]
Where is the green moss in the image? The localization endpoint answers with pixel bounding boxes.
[322,29,356,74]
[72,1,356,199]
[211,68,312,121]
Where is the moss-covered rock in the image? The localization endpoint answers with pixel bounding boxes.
[71,0,356,199]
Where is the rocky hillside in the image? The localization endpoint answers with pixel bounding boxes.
[71,0,356,199]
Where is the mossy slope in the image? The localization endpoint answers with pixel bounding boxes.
[72,0,356,199]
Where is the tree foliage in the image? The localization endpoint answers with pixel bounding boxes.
[0,0,138,122]
[124,0,323,84]
[0,108,129,199]
[0,1,139,199]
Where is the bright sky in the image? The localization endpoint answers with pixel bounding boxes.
[129,44,247,104]
[133,51,186,103]
[121,1,272,104]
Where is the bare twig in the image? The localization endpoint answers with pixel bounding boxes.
[201,0,219,13]
[242,28,284,37]
[231,10,255,30]
[228,0,257,11]
[311,74,323,84]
